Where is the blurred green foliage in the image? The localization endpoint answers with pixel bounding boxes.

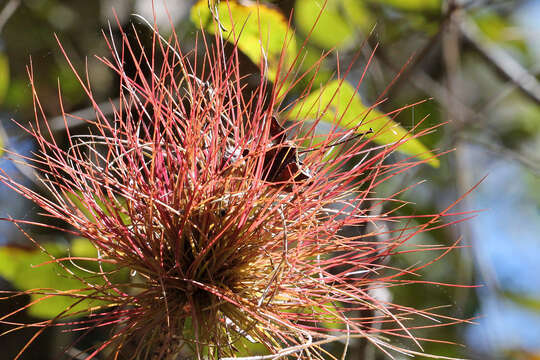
[0,238,127,319]
[0,52,9,104]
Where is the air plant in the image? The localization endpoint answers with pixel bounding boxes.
[0,6,474,360]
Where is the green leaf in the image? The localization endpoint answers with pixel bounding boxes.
[342,0,373,29]
[376,0,441,11]
[286,80,439,167]
[0,240,117,319]
[473,12,527,54]
[0,53,8,157]
[295,0,351,49]
[295,0,372,49]
[70,237,99,258]
[191,0,296,83]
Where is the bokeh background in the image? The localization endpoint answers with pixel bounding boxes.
[0,0,539,359]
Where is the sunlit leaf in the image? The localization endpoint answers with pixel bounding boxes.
[343,0,373,29]
[286,80,439,167]
[376,0,441,11]
[294,0,372,49]
[0,53,7,157]
[0,52,9,104]
[70,237,98,257]
[295,0,371,50]
[191,0,296,83]
[0,241,118,319]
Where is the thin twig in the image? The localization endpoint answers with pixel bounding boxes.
[460,134,540,176]
[460,16,540,105]
[384,2,461,95]
[376,55,540,175]
[0,0,20,34]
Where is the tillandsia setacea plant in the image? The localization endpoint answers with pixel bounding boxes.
[0,2,476,360]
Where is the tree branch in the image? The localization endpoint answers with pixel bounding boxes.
[459,16,540,105]
[0,0,20,33]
